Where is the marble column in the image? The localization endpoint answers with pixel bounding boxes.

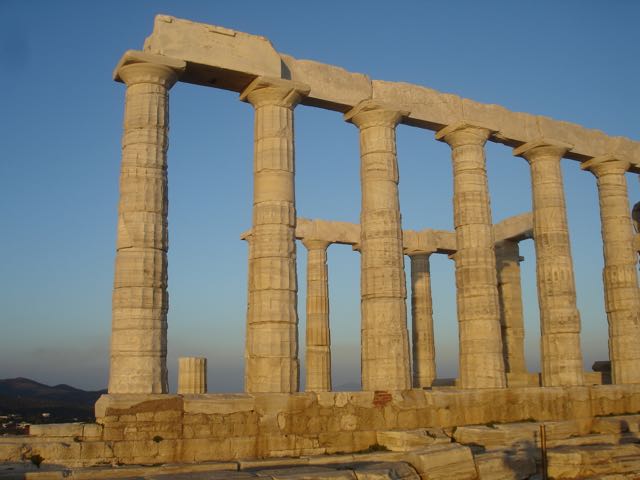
[178,357,207,394]
[303,239,332,392]
[513,140,584,386]
[436,122,506,389]
[240,77,310,393]
[582,155,640,384]
[344,100,411,391]
[408,253,437,388]
[109,54,185,394]
[495,240,527,376]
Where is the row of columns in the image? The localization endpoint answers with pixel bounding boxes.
[109,57,640,394]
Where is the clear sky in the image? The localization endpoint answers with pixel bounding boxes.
[1,0,639,392]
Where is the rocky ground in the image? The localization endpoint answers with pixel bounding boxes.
[3,415,640,479]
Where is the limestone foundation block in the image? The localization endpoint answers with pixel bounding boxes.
[514,140,585,387]
[436,122,506,389]
[582,155,640,385]
[546,443,640,479]
[178,357,207,394]
[344,100,411,391]
[405,444,477,480]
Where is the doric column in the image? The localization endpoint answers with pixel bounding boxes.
[240,77,310,393]
[344,100,411,391]
[582,155,640,384]
[408,253,437,388]
[302,239,332,392]
[178,357,207,394]
[436,122,506,389]
[495,240,527,376]
[109,53,185,394]
[513,140,584,386]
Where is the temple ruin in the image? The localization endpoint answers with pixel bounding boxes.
[3,15,640,478]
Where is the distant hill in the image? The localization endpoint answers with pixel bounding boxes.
[0,377,106,423]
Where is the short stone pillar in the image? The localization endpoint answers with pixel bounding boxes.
[240,77,310,393]
[436,122,506,389]
[345,100,411,391]
[514,140,584,387]
[582,155,640,384]
[109,53,185,394]
[408,253,437,388]
[178,357,207,394]
[303,239,332,392]
[495,240,527,377]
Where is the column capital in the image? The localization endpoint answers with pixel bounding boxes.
[344,100,409,129]
[114,50,186,88]
[495,239,522,262]
[240,76,310,109]
[581,154,631,177]
[513,139,573,163]
[302,238,331,251]
[435,121,494,148]
[404,249,434,258]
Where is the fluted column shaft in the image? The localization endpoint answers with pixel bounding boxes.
[178,357,207,394]
[436,123,506,389]
[303,239,332,392]
[109,59,183,394]
[514,141,584,386]
[240,77,309,393]
[345,100,411,391]
[583,156,640,384]
[495,240,527,375]
[409,253,436,388]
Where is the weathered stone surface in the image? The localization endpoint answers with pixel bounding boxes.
[437,123,506,389]
[582,156,640,384]
[377,429,450,452]
[345,100,411,391]
[591,415,640,434]
[513,141,584,387]
[241,77,310,393]
[408,254,437,388]
[178,357,207,394]
[495,241,527,378]
[546,443,640,479]
[474,450,536,480]
[143,15,282,91]
[302,239,332,392]
[109,52,186,395]
[406,444,478,480]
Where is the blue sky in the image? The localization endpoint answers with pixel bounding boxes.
[1,0,638,391]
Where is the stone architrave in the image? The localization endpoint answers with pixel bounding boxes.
[582,155,640,384]
[344,100,411,391]
[436,122,506,389]
[514,140,584,387]
[178,357,207,394]
[408,253,437,388]
[109,54,185,394]
[495,240,527,376]
[240,77,310,393]
[302,239,332,392]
